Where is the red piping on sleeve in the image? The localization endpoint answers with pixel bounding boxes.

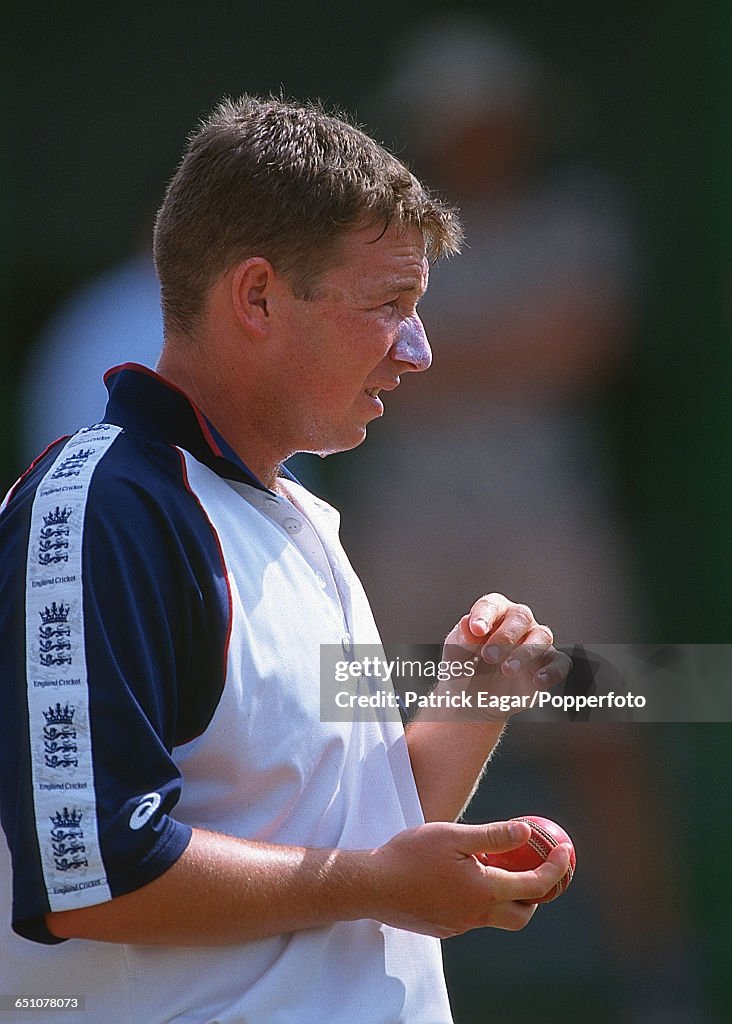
[1,436,70,512]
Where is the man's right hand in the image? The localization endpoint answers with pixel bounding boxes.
[366,818,571,938]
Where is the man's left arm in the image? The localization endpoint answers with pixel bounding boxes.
[405,594,571,823]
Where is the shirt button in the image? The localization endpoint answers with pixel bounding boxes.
[342,633,353,656]
[282,517,302,534]
[315,571,327,589]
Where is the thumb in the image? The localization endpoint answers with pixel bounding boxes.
[445,615,481,651]
[457,820,531,857]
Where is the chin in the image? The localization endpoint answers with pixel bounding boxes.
[301,425,369,458]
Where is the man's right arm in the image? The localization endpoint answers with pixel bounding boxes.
[46,820,571,944]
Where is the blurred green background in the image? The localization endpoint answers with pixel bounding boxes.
[4,2,731,1021]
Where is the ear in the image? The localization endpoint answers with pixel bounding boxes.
[230,257,277,336]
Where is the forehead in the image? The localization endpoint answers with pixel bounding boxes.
[325,220,428,293]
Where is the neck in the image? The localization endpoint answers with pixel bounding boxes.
[156,337,289,490]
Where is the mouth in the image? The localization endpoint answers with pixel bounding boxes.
[363,378,399,417]
[364,377,400,399]
[363,388,385,417]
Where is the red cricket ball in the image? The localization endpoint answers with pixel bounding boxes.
[484,815,576,903]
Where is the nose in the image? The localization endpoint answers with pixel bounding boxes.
[391,314,432,372]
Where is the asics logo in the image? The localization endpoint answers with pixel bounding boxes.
[129,792,161,830]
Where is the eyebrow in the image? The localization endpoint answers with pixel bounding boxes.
[380,277,426,297]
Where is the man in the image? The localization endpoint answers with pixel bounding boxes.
[0,96,570,1023]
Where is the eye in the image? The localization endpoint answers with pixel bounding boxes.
[371,294,420,317]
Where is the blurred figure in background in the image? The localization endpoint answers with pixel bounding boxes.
[19,232,163,468]
[349,15,641,645]
[340,16,706,1023]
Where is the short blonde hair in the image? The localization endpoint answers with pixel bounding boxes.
[154,94,462,335]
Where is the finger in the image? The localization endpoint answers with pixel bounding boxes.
[452,614,481,649]
[495,626,554,678]
[479,602,537,664]
[533,649,573,688]
[446,611,499,655]
[487,844,572,903]
[545,842,573,870]
[484,900,538,932]
[455,819,531,857]
[467,594,510,639]
[514,842,574,904]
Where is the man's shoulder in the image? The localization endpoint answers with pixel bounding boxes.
[1,425,204,544]
[87,425,190,502]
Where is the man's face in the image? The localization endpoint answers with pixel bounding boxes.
[274,219,431,456]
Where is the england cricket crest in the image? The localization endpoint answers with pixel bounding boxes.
[50,448,96,479]
[43,703,78,770]
[49,807,88,872]
[38,601,73,666]
[76,422,113,435]
[37,505,72,565]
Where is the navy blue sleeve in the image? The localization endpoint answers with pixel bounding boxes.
[0,433,230,943]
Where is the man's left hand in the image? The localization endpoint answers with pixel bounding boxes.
[443,593,572,720]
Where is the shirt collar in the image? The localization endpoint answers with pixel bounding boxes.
[103,363,288,492]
